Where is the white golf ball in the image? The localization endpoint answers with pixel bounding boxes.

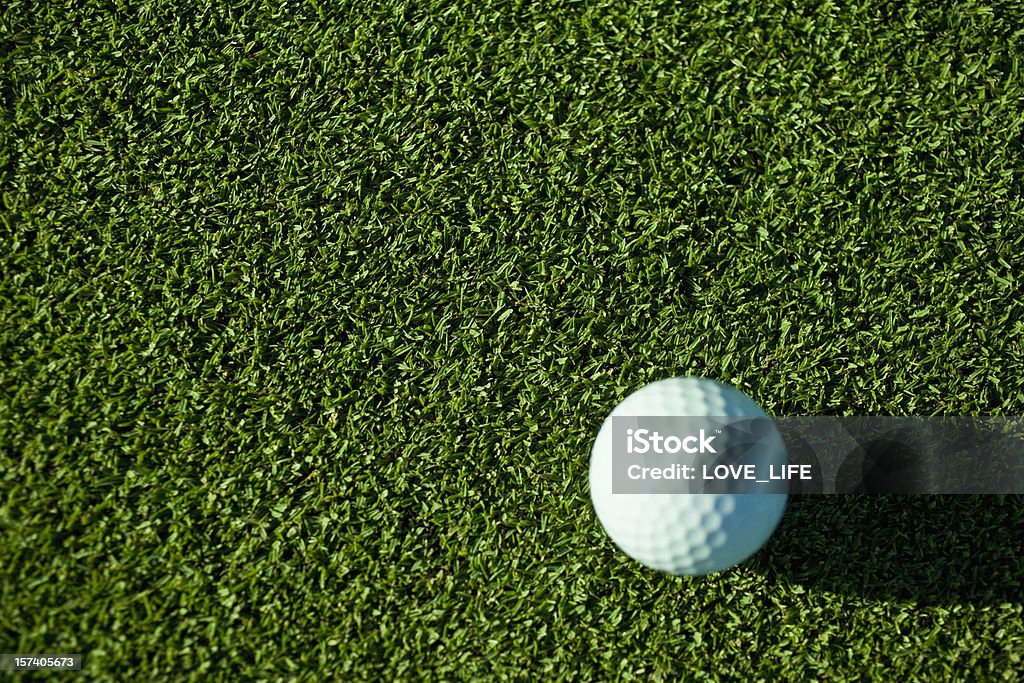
[589,377,788,576]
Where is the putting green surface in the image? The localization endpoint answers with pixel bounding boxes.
[2,1,1023,680]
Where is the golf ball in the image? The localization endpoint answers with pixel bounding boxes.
[589,377,788,576]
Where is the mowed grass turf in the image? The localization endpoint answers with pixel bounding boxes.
[2,0,1024,680]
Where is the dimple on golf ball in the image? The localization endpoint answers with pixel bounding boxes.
[589,377,788,576]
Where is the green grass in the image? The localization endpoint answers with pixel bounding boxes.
[3,0,1024,679]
